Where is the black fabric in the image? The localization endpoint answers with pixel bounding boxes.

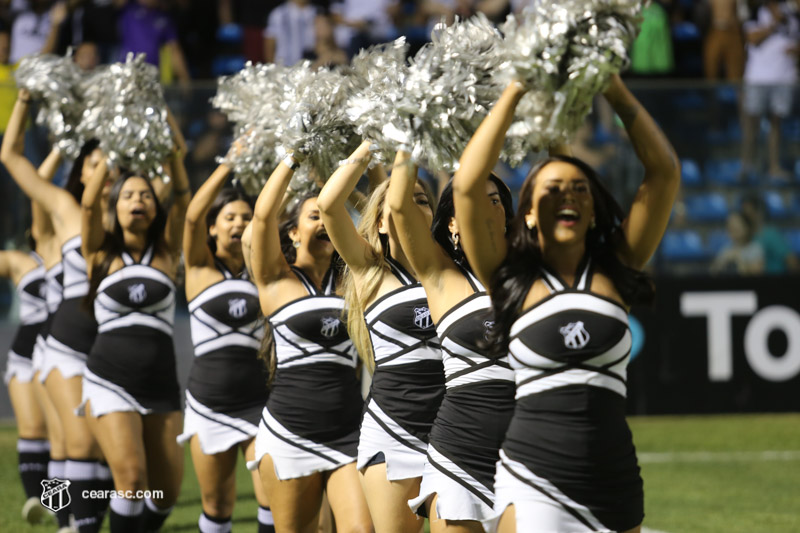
[10,323,42,358]
[370,360,445,443]
[503,385,643,531]
[56,503,71,529]
[71,477,100,533]
[274,300,350,351]
[87,327,181,412]
[18,443,49,498]
[102,277,172,310]
[48,297,98,355]
[363,451,386,468]
[370,294,437,342]
[267,363,362,452]
[109,508,143,533]
[515,308,628,365]
[195,288,259,329]
[36,314,53,343]
[94,475,113,526]
[187,347,269,413]
[142,503,171,533]
[439,300,495,355]
[428,381,516,490]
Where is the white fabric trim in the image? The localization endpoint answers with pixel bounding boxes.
[177,391,257,455]
[356,398,427,481]
[78,369,151,417]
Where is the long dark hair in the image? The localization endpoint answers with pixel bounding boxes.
[206,186,254,255]
[85,172,169,310]
[432,173,513,268]
[65,139,99,203]
[487,155,655,356]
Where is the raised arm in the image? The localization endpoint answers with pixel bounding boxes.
[30,148,62,244]
[604,74,680,270]
[1,91,80,232]
[317,140,374,272]
[452,81,524,288]
[250,157,297,287]
[386,150,452,288]
[0,250,35,284]
[184,163,232,269]
[81,157,109,260]
[164,110,191,259]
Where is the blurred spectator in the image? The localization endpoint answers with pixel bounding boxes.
[630,1,675,76]
[710,211,765,275]
[330,0,399,57]
[73,39,98,70]
[117,0,190,87]
[262,0,318,65]
[9,0,64,63]
[313,13,347,67]
[171,0,217,79]
[62,0,123,64]
[740,193,799,273]
[702,0,745,80]
[741,0,799,180]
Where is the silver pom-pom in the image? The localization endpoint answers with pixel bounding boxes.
[212,62,289,193]
[499,0,643,157]
[277,62,360,182]
[76,53,173,177]
[14,52,85,159]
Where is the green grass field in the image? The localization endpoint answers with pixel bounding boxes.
[1,414,798,532]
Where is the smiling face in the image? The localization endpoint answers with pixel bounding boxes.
[289,198,333,256]
[525,161,595,246]
[210,200,252,255]
[115,177,157,232]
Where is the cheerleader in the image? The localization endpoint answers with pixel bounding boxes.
[1,89,110,533]
[386,151,516,532]
[246,154,371,532]
[318,142,443,533]
[178,158,273,533]
[452,75,680,532]
[79,116,190,532]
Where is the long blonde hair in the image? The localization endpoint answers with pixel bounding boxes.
[342,180,391,373]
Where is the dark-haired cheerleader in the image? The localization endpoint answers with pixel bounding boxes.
[453,75,680,532]
[179,158,273,533]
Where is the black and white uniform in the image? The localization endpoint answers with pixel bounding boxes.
[5,254,48,384]
[178,260,268,454]
[491,259,642,533]
[247,266,362,480]
[33,261,62,374]
[409,271,515,521]
[356,257,444,480]
[81,245,181,417]
[41,236,98,382]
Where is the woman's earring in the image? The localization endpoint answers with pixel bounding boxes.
[591,218,596,229]
[293,240,301,249]
[453,233,460,250]
[526,219,535,230]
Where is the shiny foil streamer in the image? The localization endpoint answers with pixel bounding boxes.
[76,53,172,177]
[277,63,360,183]
[213,62,289,193]
[498,0,643,158]
[14,52,86,159]
[348,21,506,173]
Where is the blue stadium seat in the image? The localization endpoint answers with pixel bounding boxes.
[684,193,730,222]
[661,230,707,261]
[217,24,243,44]
[784,230,800,255]
[707,229,731,255]
[763,191,791,219]
[672,22,700,41]
[212,55,246,76]
[681,159,703,187]
[705,159,742,186]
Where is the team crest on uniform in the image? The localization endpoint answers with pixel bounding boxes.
[320,316,341,338]
[483,320,495,341]
[228,298,247,319]
[413,307,433,329]
[40,478,71,512]
[128,283,147,304]
[559,321,590,349]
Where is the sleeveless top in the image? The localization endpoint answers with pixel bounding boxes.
[187,259,268,412]
[10,254,47,358]
[435,269,514,389]
[44,262,63,316]
[266,265,362,442]
[365,257,444,442]
[93,245,176,336]
[47,236,97,356]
